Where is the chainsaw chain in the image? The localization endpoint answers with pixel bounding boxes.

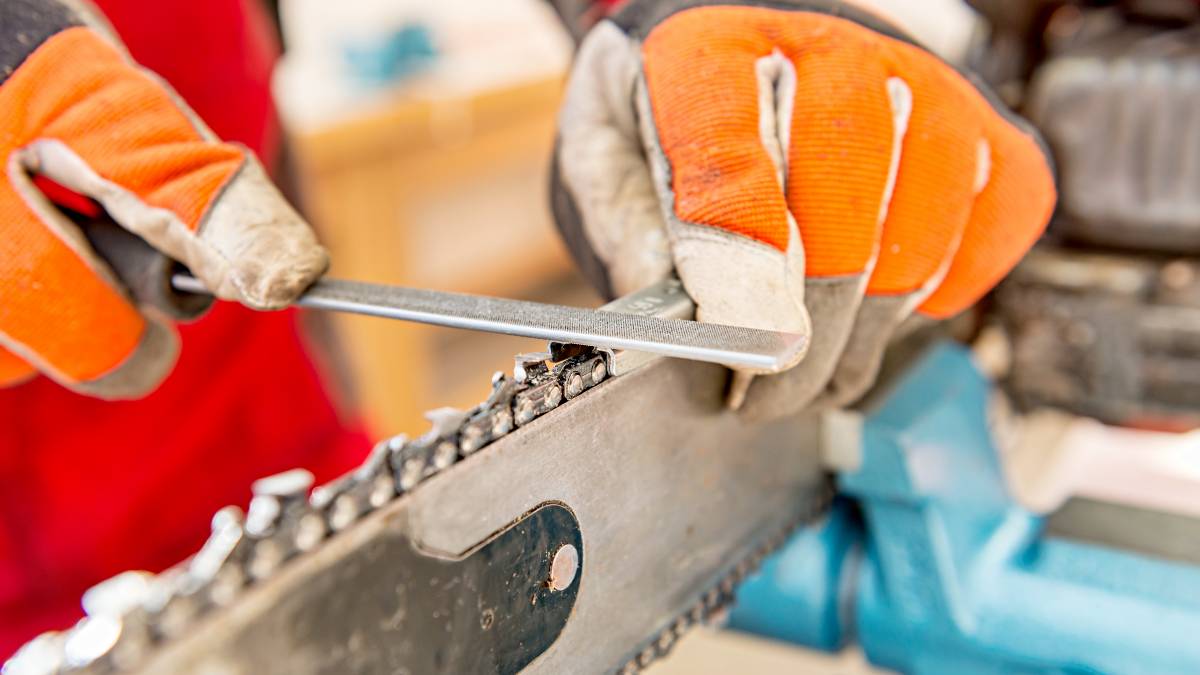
[8,349,611,675]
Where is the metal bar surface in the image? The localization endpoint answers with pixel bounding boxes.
[171,275,807,373]
[135,358,829,675]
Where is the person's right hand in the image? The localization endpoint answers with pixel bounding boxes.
[551,0,1057,419]
[0,0,328,399]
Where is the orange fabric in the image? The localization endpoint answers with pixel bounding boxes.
[864,48,981,295]
[0,187,146,382]
[642,23,793,251]
[641,7,1054,309]
[785,42,893,276]
[0,27,245,384]
[919,119,1055,318]
[6,28,245,230]
[0,348,36,387]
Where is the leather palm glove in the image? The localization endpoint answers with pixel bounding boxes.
[551,0,1057,419]
[0,0,328,399]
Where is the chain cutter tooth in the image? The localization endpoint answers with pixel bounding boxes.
[459,374,517,454]
[513,368,564,426]
[557,353,608,400]
[312,440,399,534]
[242,471,316,582]
[392,440,431,493]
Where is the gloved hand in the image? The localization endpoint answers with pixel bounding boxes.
[551,0,1056,418]
[0,0,328,399]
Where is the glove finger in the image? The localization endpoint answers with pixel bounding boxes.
[823,41,988,406]
[640,8,809,339]
[732,10,908,420]
[0,171,178,398]
[11,27,327,310]
[918,97,1056,319]
[555,21,672,298]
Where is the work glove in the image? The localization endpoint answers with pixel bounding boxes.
[0,0,328,399]
[551,0,1056,419]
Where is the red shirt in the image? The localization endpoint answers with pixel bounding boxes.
[0,0,370,657]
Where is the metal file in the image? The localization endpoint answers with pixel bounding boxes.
[171,275,808,373]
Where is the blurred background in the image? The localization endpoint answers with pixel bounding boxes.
[272,0,590,435]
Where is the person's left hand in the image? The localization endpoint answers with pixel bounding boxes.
[550,0,1056,419]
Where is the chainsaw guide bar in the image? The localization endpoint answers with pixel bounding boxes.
[8,281,832,675]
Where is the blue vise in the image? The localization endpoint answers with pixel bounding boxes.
[731,343,1200,674]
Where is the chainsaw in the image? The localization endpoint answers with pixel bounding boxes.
[6,226,835,675]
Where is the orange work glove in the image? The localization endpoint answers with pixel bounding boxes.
[551,0,1056,418]
[0,0,328,399]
